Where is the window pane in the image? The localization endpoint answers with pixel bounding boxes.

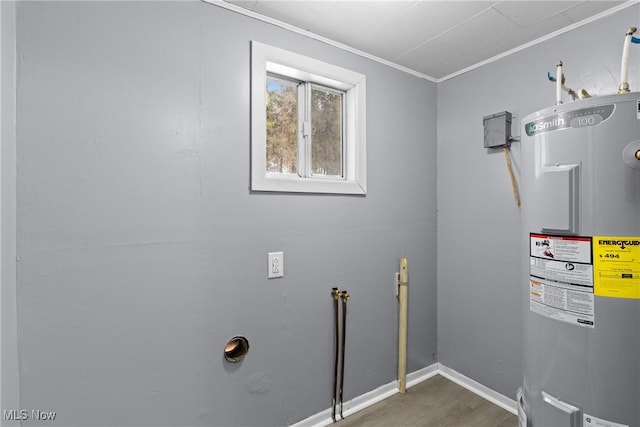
[311,87,343,177]
[266,76,298,174]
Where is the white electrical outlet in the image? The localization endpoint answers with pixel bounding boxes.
[268,252,284,279]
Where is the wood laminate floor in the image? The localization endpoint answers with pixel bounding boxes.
[333,374,518,427]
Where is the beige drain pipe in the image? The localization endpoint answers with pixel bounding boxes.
[398,257,408,393]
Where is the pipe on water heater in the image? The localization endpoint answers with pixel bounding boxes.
[548,68,578,102]
[619,27,637,94]
[397,257,408,393]
[556,62,563,105]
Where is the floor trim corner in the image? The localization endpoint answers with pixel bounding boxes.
[437,363,518,415]
[290,363,517,426]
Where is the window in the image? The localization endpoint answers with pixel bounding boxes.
[251,41,367,194]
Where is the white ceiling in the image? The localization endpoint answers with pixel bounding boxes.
[219,0,633,81]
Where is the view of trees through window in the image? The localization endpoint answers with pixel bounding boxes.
[266,75,343,177]
[266,76,298,174]
[311,87,343,176]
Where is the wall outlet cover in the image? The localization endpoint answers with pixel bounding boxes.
[268,252,284,279]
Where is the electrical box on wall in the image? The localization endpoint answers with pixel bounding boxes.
[483,111,512,148]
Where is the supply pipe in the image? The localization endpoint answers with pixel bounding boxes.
[547,68,578,102]
[397,258,408,394]
[556,61,563,105]
[331,288,340,423]
[338,290,349,419]
[619,27,637,94]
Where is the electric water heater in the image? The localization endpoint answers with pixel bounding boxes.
[520,92,640,427]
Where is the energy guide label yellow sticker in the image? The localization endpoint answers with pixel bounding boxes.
[594,236,640,299]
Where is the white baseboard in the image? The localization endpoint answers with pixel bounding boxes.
[406,363,439,388]
[288,378,396,427]
[290,363,516,427]
[288,380,397,427]
[437,363,518,415]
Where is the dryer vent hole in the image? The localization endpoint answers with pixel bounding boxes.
[224,336,249,363]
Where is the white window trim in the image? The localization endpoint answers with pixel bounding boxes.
[251,41,367,195]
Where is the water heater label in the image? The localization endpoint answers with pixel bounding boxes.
[529,234,594,328]
[594,236,640,299]
[524,104,615,136]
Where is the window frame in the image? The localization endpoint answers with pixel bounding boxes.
[251,41,367,195]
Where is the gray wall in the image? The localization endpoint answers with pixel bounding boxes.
[2,1,20,424]
[12,1,437,426]
[437,4,639,400]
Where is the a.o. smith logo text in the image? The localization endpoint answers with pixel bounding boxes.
[526,117,565,136]
[525,105,615,136]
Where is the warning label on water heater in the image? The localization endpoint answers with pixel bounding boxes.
[594,236,640,299]
[529,234,595,328]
